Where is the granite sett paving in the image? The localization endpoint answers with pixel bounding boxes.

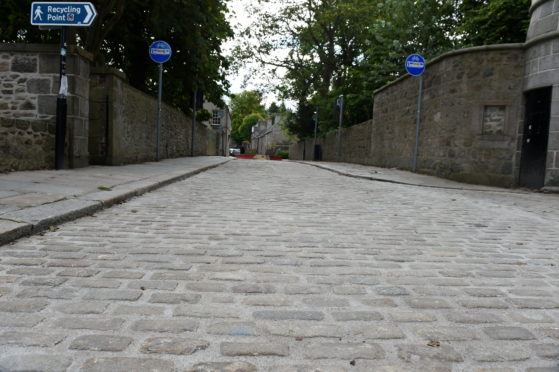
[0,159,558,371]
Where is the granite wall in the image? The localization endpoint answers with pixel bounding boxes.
[0,117,54,172]
[291,46,525,187]
[0,44,92,169]
[89,69,217,165]
[290,121,372,162]
[523,0,559,186]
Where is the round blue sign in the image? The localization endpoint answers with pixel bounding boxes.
[405,54,425,76]
[149,41,172,64]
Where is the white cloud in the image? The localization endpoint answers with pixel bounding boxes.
[224,0,294,109]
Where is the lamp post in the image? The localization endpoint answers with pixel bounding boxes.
[191,89,197,156]
[336,95,344,162]
[312,109,318,161]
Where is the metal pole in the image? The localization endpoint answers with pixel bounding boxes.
[336,95,344,162]
[312,109,318,161]
[55,27,68,170]
[412,75,424,172]
[156,63,163,161]
[191,89,196,156]
[223,109,228,156]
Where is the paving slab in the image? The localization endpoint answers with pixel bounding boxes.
[298,161,528,193]
[0,156,230,245]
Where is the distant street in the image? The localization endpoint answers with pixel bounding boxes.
[1,160,559,372]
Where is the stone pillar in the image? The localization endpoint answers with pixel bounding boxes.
[0,44,92,169]
[524,0,559,186]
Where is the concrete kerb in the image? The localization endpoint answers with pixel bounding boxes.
[0,159,231,246]
[78,161,228,208]
[297,161,531,194]
[0,199,103,246]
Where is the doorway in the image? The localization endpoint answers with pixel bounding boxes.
[519,87,552,188]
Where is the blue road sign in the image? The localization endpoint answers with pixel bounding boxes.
[405,54,426,76]
[149,41,172,64]
[30,2,97,27]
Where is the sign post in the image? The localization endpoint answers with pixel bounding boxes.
[405,54,426,172]
[31,2,97,170]
[149,41,172,161]
[336,95,344,162]
[55,26,67,171]
[191,89,197,157]
[312,109,319,161]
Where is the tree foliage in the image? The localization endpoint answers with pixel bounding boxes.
[235,0,531,139]
[459,0,531,45]
[238,113,264,144]
[229,91,266,144]
[0,0,232,112]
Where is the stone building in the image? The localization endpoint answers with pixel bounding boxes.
[290,0,559,190]
[202,101,231,157]
[250,115,291,155]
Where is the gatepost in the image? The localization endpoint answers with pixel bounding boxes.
[30,2,97,169]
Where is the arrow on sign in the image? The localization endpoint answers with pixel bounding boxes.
[83,4,94,24]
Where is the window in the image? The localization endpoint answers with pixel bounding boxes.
[212,110,221,125]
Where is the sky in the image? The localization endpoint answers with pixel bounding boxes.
[223,0,249,94]
[224,0,291,108]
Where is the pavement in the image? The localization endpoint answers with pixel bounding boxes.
[0,157,535,247]
[0,159,558,371]
[0,157,550,247]
[298,161,530,193]
[0,157,231,246]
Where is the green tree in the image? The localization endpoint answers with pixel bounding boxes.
[267,102,280,115]
[103,0,232,108]
[238,113,264,144]
[1,0,126,52]
[229,91,266,144]
[283,101,316,140]
[459,0,531,45]
[345,0,459,124]
[236,0,377,97]
[1,0,232,112]
[235,0,531,139]
[235,0,379,138]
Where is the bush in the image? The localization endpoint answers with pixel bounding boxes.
[275,149,289,159]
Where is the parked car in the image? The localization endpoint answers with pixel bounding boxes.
[229,148,241,156]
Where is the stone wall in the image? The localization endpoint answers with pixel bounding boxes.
[0,44,92,168]
[395,46,524,187]
[0,117,54,172]
[89,69,217,165]
[291,45,525,187]
[290,121,372,162]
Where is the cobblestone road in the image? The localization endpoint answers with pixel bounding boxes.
[1,160,558,372]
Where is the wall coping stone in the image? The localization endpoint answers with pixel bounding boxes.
[374,43,525,95]
[0,43,94,62]
[525,30,559,47]
[90,66,127,80]
[531,0,551,14]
